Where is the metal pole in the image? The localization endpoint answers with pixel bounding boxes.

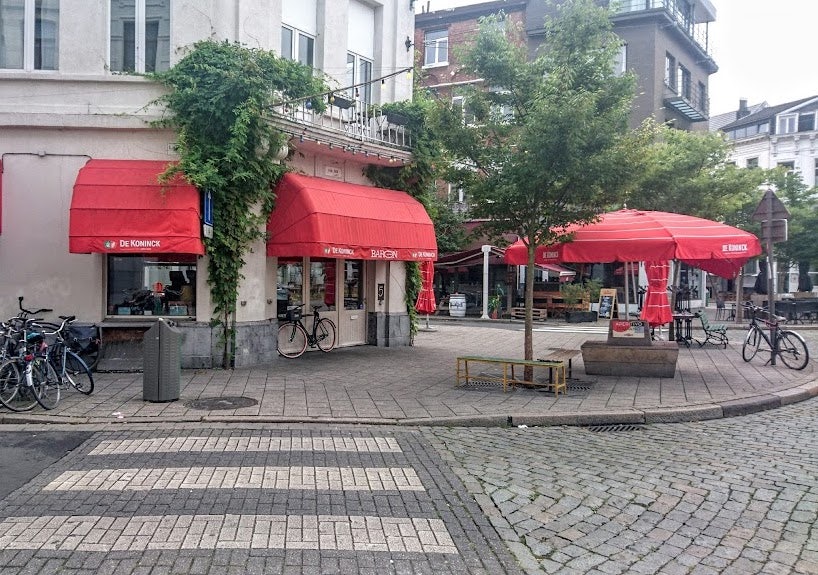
[481,245,491,319]
[766,190,776,365]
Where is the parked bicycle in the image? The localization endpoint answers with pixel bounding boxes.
[741,302,809,370]
[277,304,337,358]
[38,316,95,396]
[0,317,58,411]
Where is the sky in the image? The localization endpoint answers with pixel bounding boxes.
[415,0,818,115]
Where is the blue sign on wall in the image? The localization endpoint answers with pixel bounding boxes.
[203,190,213,226]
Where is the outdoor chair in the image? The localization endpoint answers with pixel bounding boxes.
[693,311,728,348]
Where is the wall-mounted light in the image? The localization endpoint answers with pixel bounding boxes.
[405,36,413,52]
[409,0,416,10]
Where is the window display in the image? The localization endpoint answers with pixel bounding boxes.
[107,255,196,316]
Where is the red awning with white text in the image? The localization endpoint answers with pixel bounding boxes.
[266,173,437,261]
[69,159,204,255]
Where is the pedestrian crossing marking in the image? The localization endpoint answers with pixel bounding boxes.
[43,466,425,492]
[88,436,402,455]
[0,514,458,554]
[532,325,608,334]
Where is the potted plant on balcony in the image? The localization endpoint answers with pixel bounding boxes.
[561,282,597,323]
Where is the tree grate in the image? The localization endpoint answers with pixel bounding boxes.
[585,423,646,433]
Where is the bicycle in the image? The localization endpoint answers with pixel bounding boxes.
[0,318,59,411]
[277,304,337,358]
[741,302,809,370]
[38,316,95,395]
[16,297,100,370]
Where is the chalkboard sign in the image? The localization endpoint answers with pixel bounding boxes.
[597,289,618,319]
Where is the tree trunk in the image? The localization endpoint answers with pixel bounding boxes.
[524,244,535,382]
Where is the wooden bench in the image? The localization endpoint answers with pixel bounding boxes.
[456,355,566,395]
[537,348,580,379]
[509,307,548,321]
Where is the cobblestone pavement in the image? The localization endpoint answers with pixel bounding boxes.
[0,426,523,575]
[8,320,816,426]
[426,397,818,575]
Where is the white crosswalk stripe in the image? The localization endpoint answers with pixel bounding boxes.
[532,325,608,334]
[88,436,402,455]
[0,514,458,554]
[44,466,425,492]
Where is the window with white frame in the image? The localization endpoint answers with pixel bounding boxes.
[447,183,465,204]
[777,114,797,134]
[0,0,58,70]
[797,112,814,132]
[423,29,448,67]
[452,94,476,126]
[746,157,759,169]
[281,26,314,67]
[346,52,372,106]
[109,0,170,73]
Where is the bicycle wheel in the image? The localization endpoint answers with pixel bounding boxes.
[0,360,38,412]
[64,350,95,394]
[742,326,762,362]
[315,318,337,352]
[74,340,100,371]
[777,330,809,370]
[31,357,60,410]
[277,322,308,358]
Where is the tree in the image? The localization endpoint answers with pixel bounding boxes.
[434,0,646,364]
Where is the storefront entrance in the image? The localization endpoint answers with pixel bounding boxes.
[277,258,367,348]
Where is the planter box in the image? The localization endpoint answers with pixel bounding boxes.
[581,340,679,378]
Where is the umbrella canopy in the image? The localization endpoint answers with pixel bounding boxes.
[415,260,437,315]
[640,261,673,327]
[503,209,762,279]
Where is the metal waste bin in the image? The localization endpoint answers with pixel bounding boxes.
[143,318,181,402]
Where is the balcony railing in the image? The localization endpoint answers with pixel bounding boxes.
[271,98,413,151]
[613,0,712,58]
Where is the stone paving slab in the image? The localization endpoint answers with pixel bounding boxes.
[1,319,815,428]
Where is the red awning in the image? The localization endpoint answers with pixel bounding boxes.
[69,159,204,255]
[266,173,437,261]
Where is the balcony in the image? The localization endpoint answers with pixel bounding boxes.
[663,82,709,122]
[612,0,716,70]
[270,96,413,165]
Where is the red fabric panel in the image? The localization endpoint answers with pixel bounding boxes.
[266,173,437,261]
[504,209,761,279]
[640,260,673,327]
[69,159,204,254]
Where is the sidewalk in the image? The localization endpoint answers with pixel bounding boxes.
[2,311,816,427]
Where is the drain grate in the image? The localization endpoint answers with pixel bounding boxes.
[586,423,646,433]
[184,396,259,410]
[566,384,592,392]
[458,379,504,391]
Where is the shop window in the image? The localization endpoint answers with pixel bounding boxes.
[0,0,59,70]
[277,260,303,318]
[107,255,196,316]
[310,259,336,311]
[109,0,170,73]
[343,261,364,310]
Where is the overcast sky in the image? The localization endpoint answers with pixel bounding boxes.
[416,0,818,115]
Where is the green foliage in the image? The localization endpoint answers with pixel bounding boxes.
[584,278,602,303]
[628,123,767,221]
[432,0,644,361]
[152,40,327,367]
[559,282,589,307]
[405,261,421,343]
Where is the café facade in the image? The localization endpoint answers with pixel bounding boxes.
[0,1,433,368]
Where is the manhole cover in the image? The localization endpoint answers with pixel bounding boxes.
[184,396,258,410]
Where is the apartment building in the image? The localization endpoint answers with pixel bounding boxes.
[0,1,432,368]
[719,96,818,188]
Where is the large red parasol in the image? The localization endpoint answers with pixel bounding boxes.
[415,260,437,315]
[640,261,673,327]
[504,209,761,279]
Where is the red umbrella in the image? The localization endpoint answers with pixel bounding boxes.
[503,209,761,279]
[415,260,437,315]
[640,261,673,327]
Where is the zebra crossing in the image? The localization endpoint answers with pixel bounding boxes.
[0,429,522,574]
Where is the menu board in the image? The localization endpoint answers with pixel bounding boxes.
[597,288,618,319]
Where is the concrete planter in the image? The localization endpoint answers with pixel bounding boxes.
[565,310,598,323]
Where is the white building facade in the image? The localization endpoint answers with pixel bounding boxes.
[0,1,433,368]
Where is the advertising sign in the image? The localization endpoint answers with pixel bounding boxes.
[597,288,618,319]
